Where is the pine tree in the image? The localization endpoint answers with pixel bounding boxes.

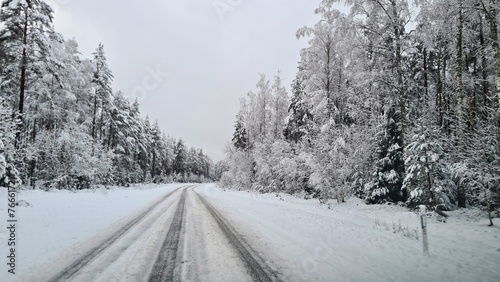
[0,0,57,141]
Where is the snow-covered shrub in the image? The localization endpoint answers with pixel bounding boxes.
[465,124,500,224]
[32,126,114,190]
[374,218,419,240]
[219,143,254,189]
[306,122,361,203]
[0,100,21,188]
[450,142,500,224]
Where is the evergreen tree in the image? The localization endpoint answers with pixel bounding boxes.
[149,120,166,182]
[402,126,453,210]
[174,139,187,180]
[364,107,406,204]
[232,113,248,151]
[0,1,213,189]
[91,43,113,141]
[0,0,57,141]
[284,79,313,143]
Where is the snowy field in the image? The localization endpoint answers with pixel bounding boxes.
[0,183,499,282]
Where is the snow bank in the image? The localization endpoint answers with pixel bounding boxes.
[0,184,184,281]
[200,184,500,282]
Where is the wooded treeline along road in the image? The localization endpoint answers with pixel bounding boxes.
[42,185,279,282]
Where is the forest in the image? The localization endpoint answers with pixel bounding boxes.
[219,0,500,220]
[0,0,214,190]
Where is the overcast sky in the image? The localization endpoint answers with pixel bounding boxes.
[47,0,321,161]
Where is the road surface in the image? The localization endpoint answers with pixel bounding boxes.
[45,185,280,282]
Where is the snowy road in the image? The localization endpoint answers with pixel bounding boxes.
[32,185,278,282]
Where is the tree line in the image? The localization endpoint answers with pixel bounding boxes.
[0,0,213,190]
[220,0,499,222]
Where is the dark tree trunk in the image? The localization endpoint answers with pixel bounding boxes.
[480,17,490,121]
[456,0,466,208]
[437,50,444,127]
[423,48,429,106]
[16,9,29,146]
[92,92,98,140]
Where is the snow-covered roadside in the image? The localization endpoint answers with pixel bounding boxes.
[0,183,185,281]
[200,184,500,282]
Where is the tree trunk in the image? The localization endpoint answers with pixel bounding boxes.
[456,0,467,208]
[16,9,29,145]
[469,58,477,130]
[19,9,28,116]
[326,39,333,120]
[480,17,490,121]
[489,0,500,110]
[437,49,444,127]
[391,0,406,156]
[443,56,453,136]
[92,92,98,140]
[487,197,494,226]
[107,123,113,150]
[99,107,104,141]
[151,152,156,179]
[456,0,466,156]
[423,48,429,107]
[488,0,500,157]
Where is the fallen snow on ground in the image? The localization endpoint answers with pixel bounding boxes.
[1,183,499,282]
[0,184,184,282]
[198,184,500,282]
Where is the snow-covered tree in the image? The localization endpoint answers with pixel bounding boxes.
[364,107,406,204]
[232,112,248,151]
[284,79,313,143]
[220,142,255,189]
[91,43,113,141]
[0,0,56,119]
[269,73,289,140]
[246,74,272,145]
[402,127,453,210]
[173,139,187,180]
[0,1,213,189]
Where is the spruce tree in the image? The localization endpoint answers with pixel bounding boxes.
[91,43,113,141]
[174,139,187,180]
[232,114,248,151]
[284,79,312,143]
[364,107,406,204]
[402,126,451,210]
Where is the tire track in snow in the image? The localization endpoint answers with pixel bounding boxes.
[148,188,186,281]
[195,191,278,282]
[48,185,190,282]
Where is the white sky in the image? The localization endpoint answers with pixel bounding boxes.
[48,0,321,161]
